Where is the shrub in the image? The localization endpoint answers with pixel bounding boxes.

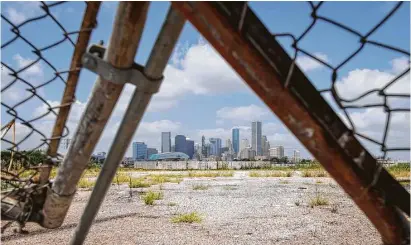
[171,212,202,223]
[309,194,329,207]
[129,178,151,188]
[142,191,163,205]
[77,178,95,188]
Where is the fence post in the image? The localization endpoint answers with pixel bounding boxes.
[42,2,150,229]
[69,6,185,244]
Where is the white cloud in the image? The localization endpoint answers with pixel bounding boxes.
[335,57,410,106]
[5,2,41,25]
[216,104,269,122]
[1,54,44,102]
[296,52,329,72]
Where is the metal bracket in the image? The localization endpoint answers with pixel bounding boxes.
[81,44,163,93]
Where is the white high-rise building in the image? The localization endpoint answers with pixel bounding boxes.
[252,121,262,156]
[161,132,171,153]
[269,146,284,159]
[240,138,249,153]
[293,150,301,164]
[239,147,256,160]
[261,135,270,157]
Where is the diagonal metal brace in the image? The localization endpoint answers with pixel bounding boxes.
[81,44,163,93]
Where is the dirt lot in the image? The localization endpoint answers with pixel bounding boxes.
[2,171,382,245]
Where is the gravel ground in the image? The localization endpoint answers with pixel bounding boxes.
[2,171,382,245]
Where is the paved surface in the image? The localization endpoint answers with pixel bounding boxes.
[2,172,382,245]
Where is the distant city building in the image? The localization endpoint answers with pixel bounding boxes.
[293,150,301,164]
[186,139,194,159]
[220,147,229,153]
[269,146,284,159]
[262,135,270,157]
[252,121,262,156]
[161,132,171,153]
[147,148,158,159]
[240,138,249,153]
[132,142,147,160]
[206,143,212,157]
[122,157,134,166]
[209,138,222,156]
[232,128,240,154]
[201,135,207,157]
[239,147,256,160]
[171,145,175,152]
[149,152,189,161]
[175,135,187,155]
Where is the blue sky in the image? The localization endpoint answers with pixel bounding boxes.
[1,1,410,160]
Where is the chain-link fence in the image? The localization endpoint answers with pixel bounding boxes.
[270,1,410,159]
[1,1,99,232]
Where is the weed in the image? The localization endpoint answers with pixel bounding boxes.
[142,191,163,205]
[309,194,329,207]
[188,171,233,178]
[192,184,209,190]
[171,212,202,223]
[315,180,323,184]
[77,178,95,188]
[280,180,289,184]
[249,171,290,177]
[168,202,177,206]
[302,170,328,178]
[129,178,151,188]
[113,173,131,184]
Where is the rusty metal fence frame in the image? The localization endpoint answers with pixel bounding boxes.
[1,1,410,245]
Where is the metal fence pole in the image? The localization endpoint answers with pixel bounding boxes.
[69,7,185,245]
[41,2,150,229]
[39,2,101,186]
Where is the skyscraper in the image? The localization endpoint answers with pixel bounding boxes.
[226,139,233,153]
[262,135,270,157]
[201,135,207,157]
[209,138,222,156]
[186,140,194,159]
[252,121,262,156]
[175,135,186,153]
[232,128,240,154]
[161,132,171,153]
[132,142,147,160]
[240,138,249,153]
[293,150,301,163]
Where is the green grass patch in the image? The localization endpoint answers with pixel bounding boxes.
[302,170,328,177]
[129,178,151,188]
[77,178,96,188]
[168,202,178,206]
[249,171,291,177]
[192,184,209,190]
[309,193,329,207]
[112,173,131,184]
[142,191,163,205]
[171,212,202,223]
[387,163,410,178]
[188,171,233,178]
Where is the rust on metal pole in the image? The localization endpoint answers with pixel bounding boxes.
[40,2,101,185]
[41,2,149,229]
[172,2,409,244]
